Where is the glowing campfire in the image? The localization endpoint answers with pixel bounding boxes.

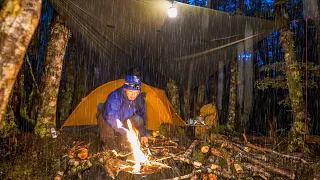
[126,119,149,173]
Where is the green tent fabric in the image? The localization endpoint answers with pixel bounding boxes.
[50,0,278,89]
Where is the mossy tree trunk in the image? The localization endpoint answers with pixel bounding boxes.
[276,1,307,151]
[0,0,41,123]
[226,58,237,131]
[35,16,70,137]
[167,79,180,115]
[280,28,307,150]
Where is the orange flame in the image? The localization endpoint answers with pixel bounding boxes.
[127,119,149,173]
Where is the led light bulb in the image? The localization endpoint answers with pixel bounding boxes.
[168,6,177,18]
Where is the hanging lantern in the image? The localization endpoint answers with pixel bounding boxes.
[168,5,177,18]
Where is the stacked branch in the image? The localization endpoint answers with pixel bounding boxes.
[55,132,313,179]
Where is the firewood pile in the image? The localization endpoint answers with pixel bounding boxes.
[54,132,312,180]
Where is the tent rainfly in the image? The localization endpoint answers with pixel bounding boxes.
[49,0,278,90]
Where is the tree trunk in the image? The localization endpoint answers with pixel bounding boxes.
[207,0,217,9]
[242,51,254,131]
[71,50,88,111]
[0,0,41,123]
[57,41,76,128]
[183,89,191,120]
[276,1,307,151]
[237,0,244,14]
[196,84,205,116]
[167,79,180,115]
[280,27,307,150]
[317,19,320,67]
[35,16,70,137]
[227,58,237,131]
[217,61,224,111]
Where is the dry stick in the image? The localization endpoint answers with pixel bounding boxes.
[168,153,202,169]
[151,146,178,149]
[213,138,296,179]
[182,140,199,158]
[167,158,182,177]
[149,161,171,169]
[245,143,308,163]
[242,163,271,178]
[170,140,202,169]
[155,151,185,162]
[199,167,236,179]
[158,134,179,147]
[163,169,202,180]
[211,169,236,179]
[218,136,308,164]
[240,153,295,180]
[25,56,40,93]
[243,133,308,164]
[243,133,248,143]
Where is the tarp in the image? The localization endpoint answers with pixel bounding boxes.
[50,0,278,89]
[62,79,186,131]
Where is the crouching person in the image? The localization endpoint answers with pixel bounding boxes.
[97,76,148,150]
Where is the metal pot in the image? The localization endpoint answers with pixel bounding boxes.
[195,116,205,125]
[187,118,194,125]
[196,116,204,121]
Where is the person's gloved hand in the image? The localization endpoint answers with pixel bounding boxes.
[140,136,148,145]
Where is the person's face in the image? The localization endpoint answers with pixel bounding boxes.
[124,88,140,101]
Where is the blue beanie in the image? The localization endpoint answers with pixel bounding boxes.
[124,76,142,90]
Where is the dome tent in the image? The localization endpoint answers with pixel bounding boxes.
[62,79,186,131]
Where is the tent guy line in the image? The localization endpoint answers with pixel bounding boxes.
[175,28,275,61]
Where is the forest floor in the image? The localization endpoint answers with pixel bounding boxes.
[1,128,320,180]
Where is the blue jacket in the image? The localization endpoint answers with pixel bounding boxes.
[103,86,146,136]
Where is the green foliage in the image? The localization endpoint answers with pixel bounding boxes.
[192,151,205,163]
[0,109,20,138]
[293,121,304,134]
[256,62,320,108]
[34,122,49,138]
[288,121,310,153]
[210,125,226,134]
[255,76,287,90]
[215,156,227,169]
[312,163,320,178]
[278,96,291,107]
[258,62,320,78]
[159,124,169,137]
[19,106,35,126]
[259,62,284,72]
[177,126,185,137]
